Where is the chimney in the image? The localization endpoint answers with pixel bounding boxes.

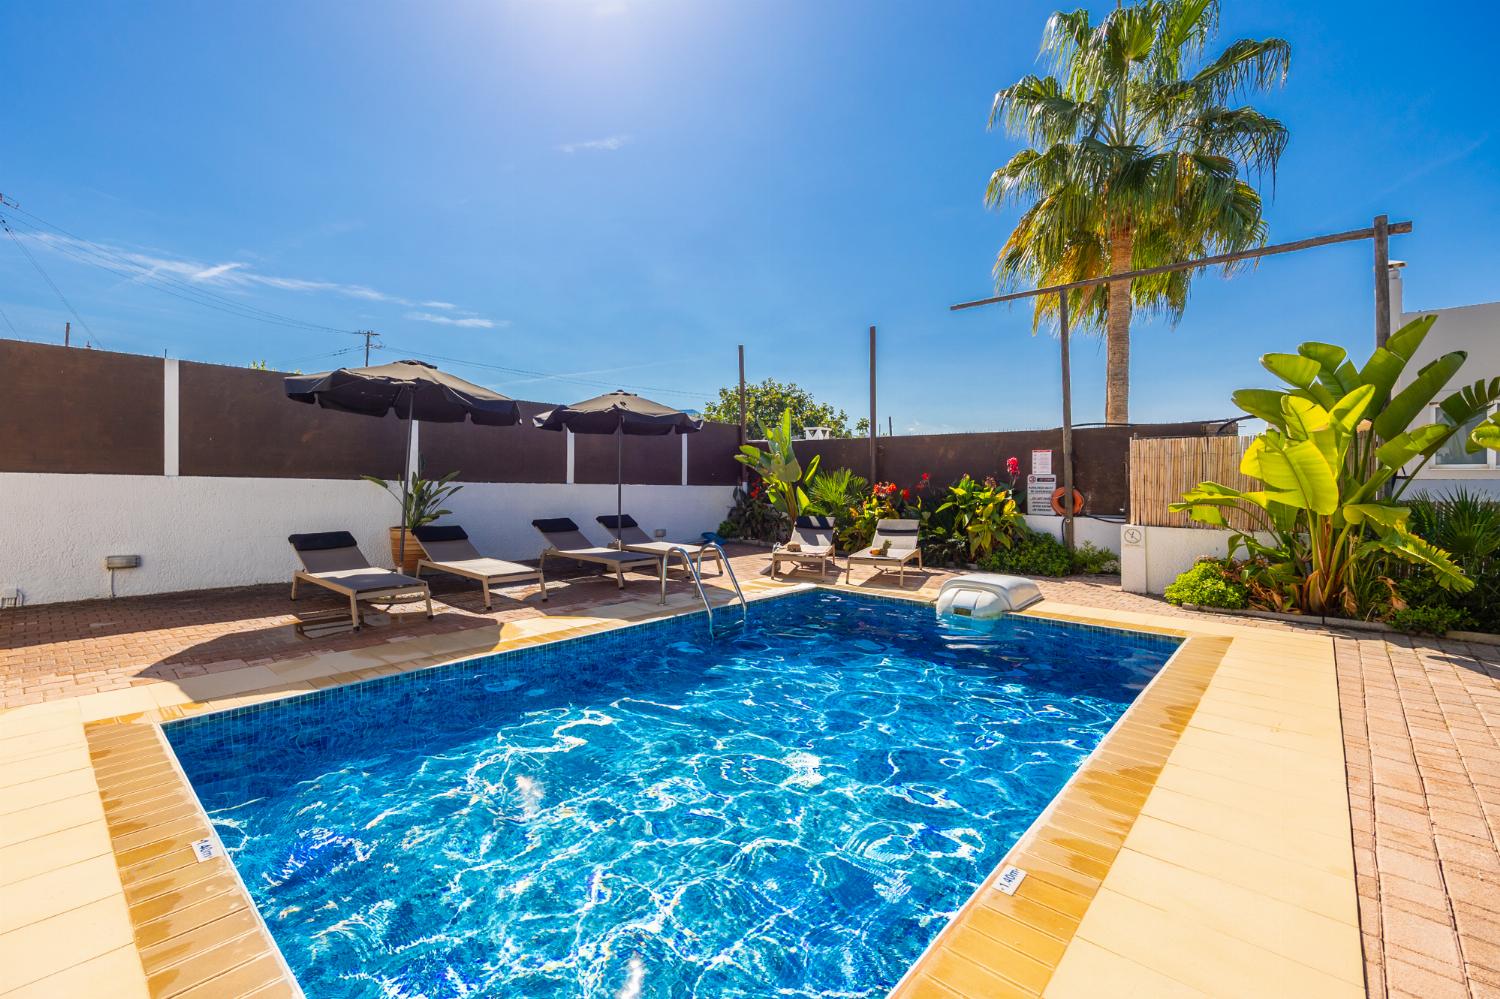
[1388,260,1406,324]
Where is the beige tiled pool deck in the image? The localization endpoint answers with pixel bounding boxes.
[4,551,1499,996]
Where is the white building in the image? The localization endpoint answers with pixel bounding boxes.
[1391,262,1500,498]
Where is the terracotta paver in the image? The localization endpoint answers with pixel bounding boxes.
[7,549,1500,995]
[1337,632,1500,998]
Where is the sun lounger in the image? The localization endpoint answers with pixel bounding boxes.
[770,515,837,580]
[595,515,725,578]
[845,518,924,586]
[412,524,546,609]
[531,518,662,591]
[288,531,433,632]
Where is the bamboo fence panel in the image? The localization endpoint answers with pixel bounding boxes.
[1129,436,1258,530]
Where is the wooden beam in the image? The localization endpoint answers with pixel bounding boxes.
[950,221,1414,311]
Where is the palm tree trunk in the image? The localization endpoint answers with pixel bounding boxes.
[1105,226,1134,424]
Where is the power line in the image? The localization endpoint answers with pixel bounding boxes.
[280,345,361,369]
[380,342,711,400]
[0,198,364,337]
[0,195,712,401]
[0,303,18,338]
[1,213,104,348]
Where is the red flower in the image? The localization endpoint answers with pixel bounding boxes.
[920,472,930,481]
[1006,457,1020,476]
[900,488,911,500]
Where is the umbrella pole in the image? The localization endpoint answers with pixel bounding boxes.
[615,426,623,547]
[398,398,415,570]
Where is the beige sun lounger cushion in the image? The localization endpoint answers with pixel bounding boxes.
[771,515,837,579]
[288,531,433,632]
[412,524,546,609]
[532,518,662,591]
[595,515,724,576]
[846,518,924,585]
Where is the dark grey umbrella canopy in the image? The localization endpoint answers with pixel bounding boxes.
[285,359,521,425]
[534,391,702,545]
[532,390,702,435]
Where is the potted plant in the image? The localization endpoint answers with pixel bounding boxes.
[361,470,463,574]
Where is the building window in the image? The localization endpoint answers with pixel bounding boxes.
[1431,406,1496,467]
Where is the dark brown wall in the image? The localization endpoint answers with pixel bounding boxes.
[687,422,742,486]
[178,361,407,479]
[792,421,1216,517]
[420,402,567,483]
[0,338,1216,508]
[0,341,163,475]
[574,430,682,486]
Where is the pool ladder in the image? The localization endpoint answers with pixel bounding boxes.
[658,542,747,636]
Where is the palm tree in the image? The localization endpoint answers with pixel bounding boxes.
[986,1,1290,423]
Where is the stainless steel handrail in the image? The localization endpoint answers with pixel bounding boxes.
[658,542,747,636]
[708,542,748,630]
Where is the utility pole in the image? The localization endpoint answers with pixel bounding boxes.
[64,321,70,347]
[868,326,878,481]
[360,330,381,366]
[737,344,747,485]
[1373,214,1391,349]
[1059,289,1076,552]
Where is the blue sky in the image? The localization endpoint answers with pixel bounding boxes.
[2,0,1496,431]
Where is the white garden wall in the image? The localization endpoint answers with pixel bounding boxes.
[1023,515,1122,554]
[0,472,734,606]
[1119,524,1274,595]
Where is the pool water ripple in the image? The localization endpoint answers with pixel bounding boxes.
[166,591,1177,998]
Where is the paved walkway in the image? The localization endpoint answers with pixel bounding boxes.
[5,549,1500,996]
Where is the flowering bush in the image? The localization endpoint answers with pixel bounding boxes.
[937,474,1025,560]
[719,484,782,542]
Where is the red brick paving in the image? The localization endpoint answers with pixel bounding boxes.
[7,554,1500,996]
[1338,632,1500,997]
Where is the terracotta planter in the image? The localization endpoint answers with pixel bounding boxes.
[388,527,421,575]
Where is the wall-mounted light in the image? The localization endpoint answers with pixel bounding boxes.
[105,554,141,598]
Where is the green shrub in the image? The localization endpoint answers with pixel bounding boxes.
[979,529,1072,577]
[1164,560,1249,610]
[1389,604,1470,637]
[1400,489,1500,633]
[1070,542,1120,575]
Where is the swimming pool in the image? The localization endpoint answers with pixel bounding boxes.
[164,590,1179,998]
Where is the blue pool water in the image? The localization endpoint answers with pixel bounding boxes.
[165,590,1178,998]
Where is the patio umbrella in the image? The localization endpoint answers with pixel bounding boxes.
[285,359,522,566]
[532,390,702,544]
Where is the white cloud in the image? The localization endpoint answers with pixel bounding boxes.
[405,311,505,329]
[557,135,631,154]
[21,230,495,325]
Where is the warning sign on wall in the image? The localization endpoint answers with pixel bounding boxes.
[1027,474,1056,514]
[1031,449,1053,476]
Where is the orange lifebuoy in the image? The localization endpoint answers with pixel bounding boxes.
[1051,487,1083,516]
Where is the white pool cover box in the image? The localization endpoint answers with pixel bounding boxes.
[935,573,1044,619]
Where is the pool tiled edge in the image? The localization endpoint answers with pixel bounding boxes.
[0,582,795,996]
[890,602,1364,998]
[84,722,297,998]
[2,582,1364,998]
[889,634,1228,998]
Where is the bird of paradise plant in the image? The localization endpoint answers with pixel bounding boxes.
[735,408,821,538]
[1171,316,1500,616]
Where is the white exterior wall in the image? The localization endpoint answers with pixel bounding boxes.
[0,473,734,606]
[1023,515,1122,554]
[1119,524,1274,595]
[1394,270,1500,498]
